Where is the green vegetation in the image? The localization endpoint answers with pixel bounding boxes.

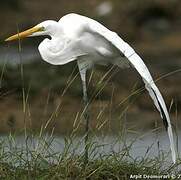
[0,133,179,180]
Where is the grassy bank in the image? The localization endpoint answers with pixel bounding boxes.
[0,133,179,180]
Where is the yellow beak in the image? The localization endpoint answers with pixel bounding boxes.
[5,26,44,42]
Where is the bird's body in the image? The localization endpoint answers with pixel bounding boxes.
[39,14,127,68]
[5,13,176,163]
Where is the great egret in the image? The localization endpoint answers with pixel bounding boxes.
[5,13,176,163]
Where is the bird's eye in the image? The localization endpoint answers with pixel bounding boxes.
[39,27,45,31]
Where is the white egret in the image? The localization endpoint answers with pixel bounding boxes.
[5,13,176,163]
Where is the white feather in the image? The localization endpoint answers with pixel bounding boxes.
[86,16,176,163]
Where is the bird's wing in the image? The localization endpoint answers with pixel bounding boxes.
[87,19,176,163]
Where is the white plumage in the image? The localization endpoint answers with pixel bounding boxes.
[5,13,176,163]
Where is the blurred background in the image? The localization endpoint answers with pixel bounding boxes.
[0,0,181,135]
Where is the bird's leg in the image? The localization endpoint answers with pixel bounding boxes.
[78,65,90,165]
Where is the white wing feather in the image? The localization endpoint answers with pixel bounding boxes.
[86,18,176,163]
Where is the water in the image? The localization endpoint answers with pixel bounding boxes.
[0,46,39,66]
[1,131,180,164]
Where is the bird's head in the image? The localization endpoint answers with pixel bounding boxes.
[5,20,59,42]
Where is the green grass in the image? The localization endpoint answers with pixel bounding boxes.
[0,133,179,180]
